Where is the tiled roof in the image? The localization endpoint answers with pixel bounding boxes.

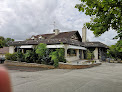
[81,42,108,48]
[0,47,9,54]
[31,31,81,40]
[9,31,108,49]
[9,38,82,46]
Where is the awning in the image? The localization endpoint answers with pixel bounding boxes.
[47,45,87,50]
[20,45,33,49]
[68,45,87,50]
[47,45,64,48]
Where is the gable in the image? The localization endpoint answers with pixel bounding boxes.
[71,34,79,41]
[70,31,82,42]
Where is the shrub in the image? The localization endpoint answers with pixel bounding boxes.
[17,51,24,62]
[36,43,47,57]
[25,50,37,63]
[86,50,94,60]
[5,53,12,60]
[50,50,59,68]
[36,43,52,64]
[41,49,52,65]
[50,48,66,67]
[91,61,94,64]
[10,52,17,61]
[57,48,66,63]
[5,53,17,61]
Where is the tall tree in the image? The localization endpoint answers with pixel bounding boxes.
[0,36,5,48]
[75,0,122,39]
[5,38,14,46]
[108,40,122,60]
[0,36,14,48]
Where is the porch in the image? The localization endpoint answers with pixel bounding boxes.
[9,44,87,62]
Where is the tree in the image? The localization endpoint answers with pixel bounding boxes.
[86,49,94,60]
[75,0,122,39]
[0,36,5,48]
[50,50,59,67]
[108,40,122,60]
[36,43,47,57]
[35,43,51,64]
[0,36,14,47]
[25,50,37,63]
[5,38,14,46]
[50,48,66,67]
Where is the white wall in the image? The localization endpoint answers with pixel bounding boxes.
[9,46,15,54]
[66,56,79,62]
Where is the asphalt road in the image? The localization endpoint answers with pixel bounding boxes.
[8,63,122,92]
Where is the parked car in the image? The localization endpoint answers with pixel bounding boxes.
[0,57,5,64]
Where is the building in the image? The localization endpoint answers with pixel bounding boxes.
[9,27,108,61]
[0,47,9,58]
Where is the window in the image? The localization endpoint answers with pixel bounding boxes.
[67,49,76,56]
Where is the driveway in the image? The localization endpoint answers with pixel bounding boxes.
[8,63,122,92]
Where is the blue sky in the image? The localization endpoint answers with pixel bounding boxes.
[0,0,118,45]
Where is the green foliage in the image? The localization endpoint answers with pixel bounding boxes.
[41,49,52,65]
[36,43,47,57]
[5,38,14,46]
[108,40,122,60]
[10,53,17,61]
[36,43,52,64]
[50,48,66,67]
[91,61,94,64]
[5,53,12,60]
[0,36,14,48]
[25,50,37,63]
[75,0,122,39]
[50,50,59,68]
[56,48,66,63]
[17,51,24,62]
[5,53,17,61]
[0,36,5,48]
[86,50,94,60]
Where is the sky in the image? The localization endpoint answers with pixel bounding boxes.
[0,0,118,46]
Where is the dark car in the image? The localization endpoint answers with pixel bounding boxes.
[0,57,5,64]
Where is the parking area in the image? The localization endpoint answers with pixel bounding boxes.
[7,63,122,92]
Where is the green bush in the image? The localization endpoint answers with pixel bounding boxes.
[10,52,17,61]
[50,50,59,68]
[50,48,66,67]
[91,61,94,64]
[36,43,47,57]
[5,53,17,61]
[41,49,52,65]
[57,48,66,63]
[86,50,94,60]
[25,50,37,63]
[36,43,52,64]
[5,53,12,60]
[17,51,25,62]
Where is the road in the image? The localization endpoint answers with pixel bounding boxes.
[7,63,122,92]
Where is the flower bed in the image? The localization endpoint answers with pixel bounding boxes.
[4,60,101,69]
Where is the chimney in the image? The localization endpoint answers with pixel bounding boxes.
[53,29,60,35]
[82,26,87,42]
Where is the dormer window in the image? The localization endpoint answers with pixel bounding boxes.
[31,37,35,40]
[39,36,42,39]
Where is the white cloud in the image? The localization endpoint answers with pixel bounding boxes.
[0,0,118,45]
